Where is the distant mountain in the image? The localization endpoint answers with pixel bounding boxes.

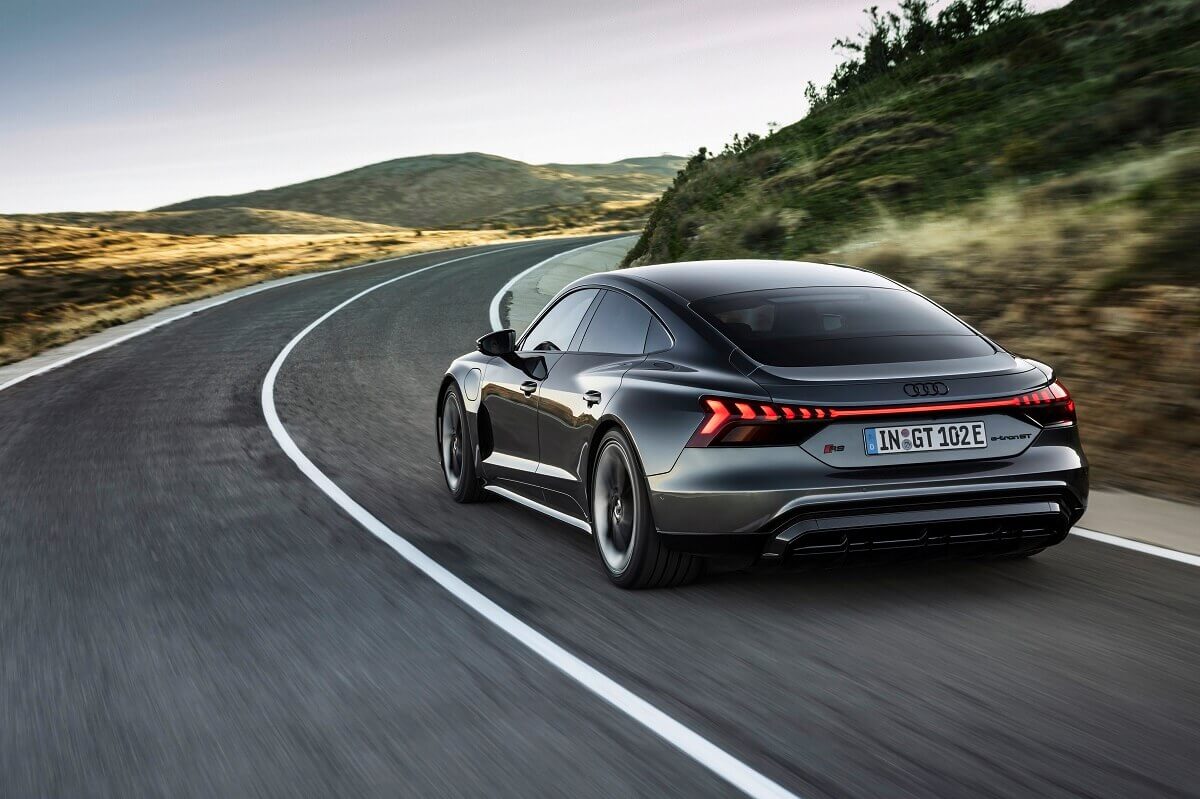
[157,152,686,230]
[6,208,403,236]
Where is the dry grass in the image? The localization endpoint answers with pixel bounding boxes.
[813,122,952,178]
[6,208,407,236]
[831,110,918,140]
[834,187,1199,502]
[0,220,613,366]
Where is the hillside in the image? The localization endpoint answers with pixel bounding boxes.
[0,150,678,366]
[5,208,405,236]
[624,0,1200,501]
[158,152,686,231]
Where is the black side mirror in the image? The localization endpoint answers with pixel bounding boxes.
[477,329,516,356]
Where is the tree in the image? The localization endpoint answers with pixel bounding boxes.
[721,132,763,157]
[806,0,1028,106]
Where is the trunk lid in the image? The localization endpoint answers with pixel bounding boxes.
[748,352,1046,406]
[747,353,1051,468]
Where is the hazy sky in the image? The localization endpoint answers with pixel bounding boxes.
[2,0,1065,213]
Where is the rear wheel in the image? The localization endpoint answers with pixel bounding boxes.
[439,387,486,503]
[591,429,701,589]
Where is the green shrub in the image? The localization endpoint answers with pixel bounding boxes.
[1096,89,1179,142]
[740,214,787,252]
[746,148,788,178]
[832,110,916,140]
[919,73,962,88]
[857,247,915,282]
[1135,67,1200,88]
[763,165,813,194]
[806,0,1029,107]
[858,174,920,200]
[1098,212,1200,292]
[814,122,952,177]
[675,214,701,243]
[1132,215,1200,282]
[1051,19,1113,39]
[1007,33,1064,68]
[1113,60,1155,86]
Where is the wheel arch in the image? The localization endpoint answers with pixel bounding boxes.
[585,416,652,524]
[437,372,489,472]
[436,373,457,404]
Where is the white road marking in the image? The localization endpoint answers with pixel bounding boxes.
[262,248,803,799]
[1071,527,1200,567]
[488,237,617,332]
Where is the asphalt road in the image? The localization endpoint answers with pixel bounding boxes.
[1,238,1197,798]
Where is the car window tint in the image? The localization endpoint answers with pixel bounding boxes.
[522,289,598,352]
[644,317,672,353]
[692,287,994,366]
[579,291,652,355]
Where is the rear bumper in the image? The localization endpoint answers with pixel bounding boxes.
[758,496,1072,565]
[648,427,1087,560]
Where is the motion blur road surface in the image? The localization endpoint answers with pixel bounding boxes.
[1,238,1197,798]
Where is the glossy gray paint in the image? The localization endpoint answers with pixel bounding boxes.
[801,413,1040,468]
[440,259,1088,549]
[536,351,638,518]
[648,426,1087,534]
[619,258,899,300]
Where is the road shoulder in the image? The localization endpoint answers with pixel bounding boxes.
[1082,489,1199,558]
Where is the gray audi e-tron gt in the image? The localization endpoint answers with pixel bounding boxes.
[437,259,1088,588]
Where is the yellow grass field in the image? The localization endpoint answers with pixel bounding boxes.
[0,218,612,366]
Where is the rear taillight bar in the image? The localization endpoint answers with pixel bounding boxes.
[689,380,1075,447]
[688,396,831,447]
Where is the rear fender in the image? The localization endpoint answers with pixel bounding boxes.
[605,360,766,476]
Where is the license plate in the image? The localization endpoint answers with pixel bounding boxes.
[864,421,987,455]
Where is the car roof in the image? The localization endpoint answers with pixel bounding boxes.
[606,259,898,302]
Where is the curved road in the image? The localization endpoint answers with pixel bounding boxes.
[1,238,1197,798]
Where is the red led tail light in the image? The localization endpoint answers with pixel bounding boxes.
[688,381,1076,447]
[698,397,732,435]
[687,396,827,447]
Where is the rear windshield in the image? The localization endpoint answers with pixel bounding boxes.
[691,287,995,367]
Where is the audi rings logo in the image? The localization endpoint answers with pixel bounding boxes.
[903,381,950,397]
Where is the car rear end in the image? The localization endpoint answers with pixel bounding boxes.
[649,284,1088,566]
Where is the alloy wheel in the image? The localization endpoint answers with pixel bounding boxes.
[440,393,464,492]
[593,440,638,574]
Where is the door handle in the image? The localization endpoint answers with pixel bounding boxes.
[583,390,602,406]
[521,380,538,397]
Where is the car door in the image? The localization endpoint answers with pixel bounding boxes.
[479,288,599,498]
[536,289,663,518]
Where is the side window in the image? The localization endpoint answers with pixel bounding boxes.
[644,317,672,353]
[579,291,652,355]
[521,289,598,352]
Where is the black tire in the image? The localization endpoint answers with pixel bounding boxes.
[590,429,702,589]
[438,386,487,503]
